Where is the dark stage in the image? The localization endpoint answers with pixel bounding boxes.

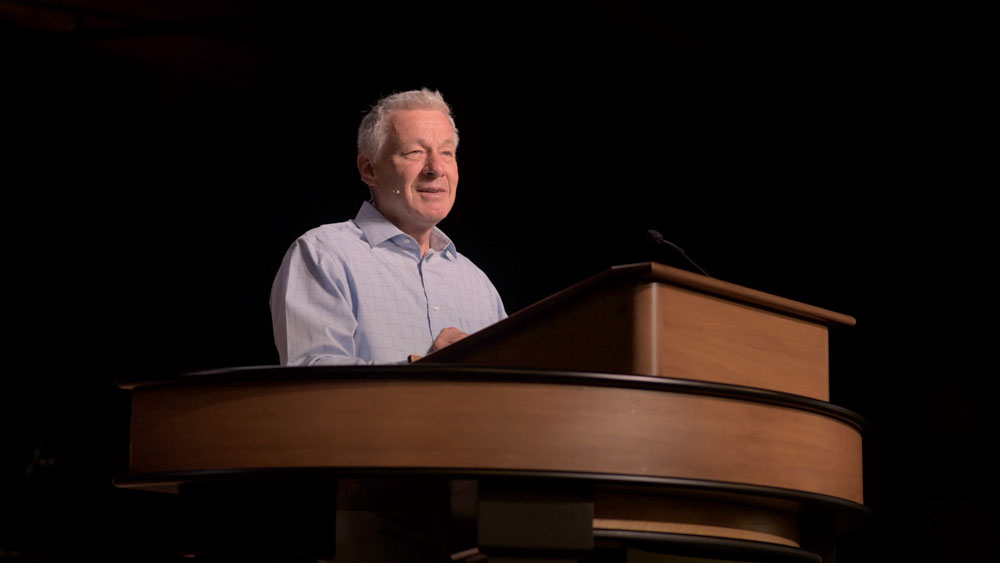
[2,2,995,561]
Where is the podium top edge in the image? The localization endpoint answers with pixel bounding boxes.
[605,262,856,327]
[420,261,854,365]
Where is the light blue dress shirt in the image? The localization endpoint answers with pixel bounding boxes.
[270,201,507,365]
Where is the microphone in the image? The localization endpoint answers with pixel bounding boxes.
[645,229,713,278]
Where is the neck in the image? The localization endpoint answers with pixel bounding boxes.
[410,229,433,256]
[371,201,435,256]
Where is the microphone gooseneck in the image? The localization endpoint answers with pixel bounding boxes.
[645,230,713,278]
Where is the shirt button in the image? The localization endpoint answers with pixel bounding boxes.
[432,305,440,311]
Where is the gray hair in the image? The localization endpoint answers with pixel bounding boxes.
[357,88,459,159]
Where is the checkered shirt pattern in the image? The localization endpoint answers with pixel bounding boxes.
[270,202,506,365]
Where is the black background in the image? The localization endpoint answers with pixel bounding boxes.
[2,2,996,561]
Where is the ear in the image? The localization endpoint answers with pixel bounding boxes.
[357,153,377,187]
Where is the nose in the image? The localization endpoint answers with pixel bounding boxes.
[422,152,445,179]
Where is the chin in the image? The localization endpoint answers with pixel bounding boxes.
[417,206,453,223]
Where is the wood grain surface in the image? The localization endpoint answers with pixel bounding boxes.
[129,378,863,504]
[424,263,849,400]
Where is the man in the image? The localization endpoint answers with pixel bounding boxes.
[270,89,506,366]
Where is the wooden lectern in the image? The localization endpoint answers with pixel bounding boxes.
[115,263,866,562]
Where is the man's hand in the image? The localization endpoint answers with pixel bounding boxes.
[409,327,469,362]
[429,327,468,353]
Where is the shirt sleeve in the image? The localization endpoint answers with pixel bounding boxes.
[269,237,379,366]
[494,282,508,322]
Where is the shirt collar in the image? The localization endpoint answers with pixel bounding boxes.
[354,201,457,259]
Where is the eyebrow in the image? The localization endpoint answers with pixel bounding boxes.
[400,138,456,147]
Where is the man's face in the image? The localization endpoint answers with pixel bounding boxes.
[360,109,459,236]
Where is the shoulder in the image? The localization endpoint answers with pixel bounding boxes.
[277,219,369,279]
[450,250,499,285]
[284,219,375,266]
[296,219,364,251]
[451,249,483,270]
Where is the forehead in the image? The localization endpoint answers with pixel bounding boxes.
[387,109,455,144]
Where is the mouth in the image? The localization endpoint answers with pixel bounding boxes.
[416,186,447,196]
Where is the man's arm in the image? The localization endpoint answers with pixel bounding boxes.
[270,238,376,366]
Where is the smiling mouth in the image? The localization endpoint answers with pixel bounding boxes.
[416,186,446,194]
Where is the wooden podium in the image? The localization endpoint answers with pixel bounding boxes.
[115,263,866,562]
